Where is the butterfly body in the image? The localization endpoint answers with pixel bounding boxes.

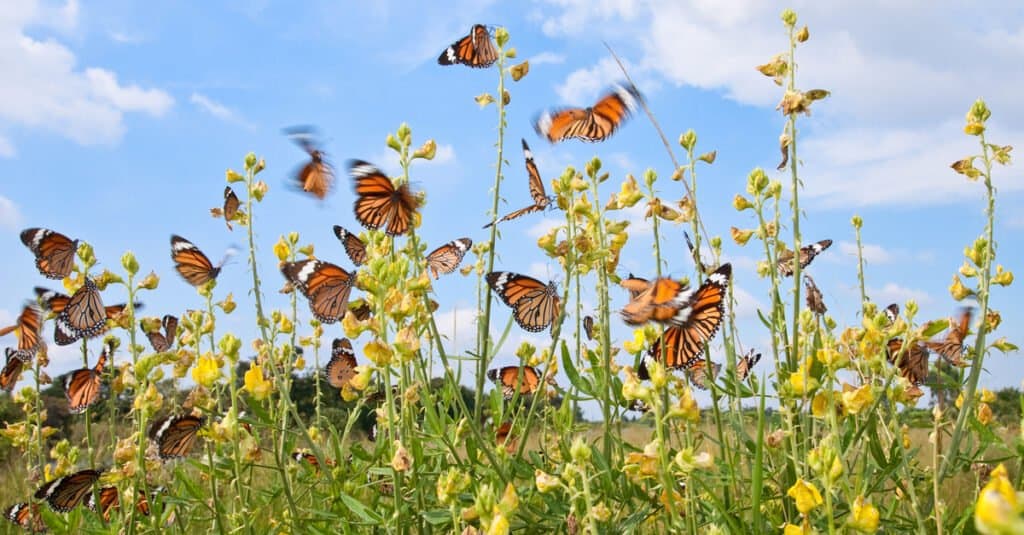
[223,186,240,230]
[54,278,106,346]
[171,235,227,287]
[487,366,543,400]
[286,127,334,200]
[485,140,553,228]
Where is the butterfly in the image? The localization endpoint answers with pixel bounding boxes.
[349,160,420,236]
[53,278,107,346]
[925,308,972,367]
[620,274,650,301]
[583,315,595,341]
[325,338,357,389]
[20,228,79,280]
[1,349,28,392]
[171,235,232,287]
[223,186,240,230]
[280,259,355,323]
[886,338,930,386]
[621,263,731,327]
[347,299,372,321]
[333,225,367,266]
[736,349,762,381]
[286,126,334,200]
[884,303,900,326]
[65,339,112,413]
[0,302,43,352]
[777,239,832,277]
[534,83,641,143]
[484,139,553,228]
[495,421,517,453]
[686,359,722,390]
[35,287,138,343]
[486,272,560,333]
[684,231,712,275]
[803,275,827,315]
[291,451,335,472]
[146,315,179,353]
[426,238,472,279]
[149,414,204,459]
[4,502,46,532]
[487,365,542,400]
[437,24,498,68]
[34,468,102,512]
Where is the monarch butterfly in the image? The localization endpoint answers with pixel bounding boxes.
[65,339,112,413]
[426,238,472,279]
[34,468,101,512]
[620,273,650,301]
[54,278,107,346]
[804,275,827,315]
[223,186,240,230]
[171,235,232,287]
[486,272,560,333]
[736,349,762,381]
[36,287,138,345]
[286,126,334,200]
[4,502,45,532]
[149,414,204,459]
[85,486,157,521]
[622,263,731,327]
[325,338,357,389]
[1,349,27,392]
[349,160,420,236]
[291,451,335,471]
[146,315,178,353]
[332,225,367,266]
[487,365,542,400]
[686,359,721,390]
[437,24,497,68]
[886,338,930,386]
[484,140,553,228]
[20,228,79,280]
[925,307,972,367]
[280,259,354,323]
[777,239,832,277]
[534,83,641,143]
[0,302,43,352]
[583,315,595,341]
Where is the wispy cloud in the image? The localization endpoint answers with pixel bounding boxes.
[0,195,22,231]
[109,31,145,44]
[0,135,14,158]
[190,93,236,121]
[838,241,892,265]
[529,51,566,65]
[866,283,932,307]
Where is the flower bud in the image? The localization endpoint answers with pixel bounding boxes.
[510,61,529,81]
[121,251,139,276]
[226,169,244,183]
[412,139,437,160]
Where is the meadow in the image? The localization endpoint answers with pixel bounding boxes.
[1,9,1020,535]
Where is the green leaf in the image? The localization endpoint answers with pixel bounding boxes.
[921,318,950,338]
[339,492,383,523]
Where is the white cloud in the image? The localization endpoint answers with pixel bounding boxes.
[190,92,236,121]
[838,241,891,265]
[372,143,456,172]
[536,0,641,38]
[0,135,14,158]
[867,283,932,307]
[0,195,21,231]
[432,306,479,356]
[529,51,566,66]
[108,31,144,44]
[526,216,561,239]
[555,56,632,104]
[0,1,174,148]
[732,284,766,320]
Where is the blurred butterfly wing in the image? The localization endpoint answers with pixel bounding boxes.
[438,24,497,68]
[150,414,203,459]
[15,303,42,351]
[34,469,101,512]
[163,315,179,346]
[887,338,929,385]
[736,351,762,381]
[486,272,559,332]
[223,187,240,229]
[534,84,640,143]
[64,368,101,413]
[485,204,545,228]
[1,353,24,392]
[325,338,357,389]
[804,275,827,315]
[521,139,550,205]
[778,239,832,276]
[687,360,720,390]
[21,228,78,279]
[620,274,650,301]
[5,502,45,532]
[347,300,372,321]
[35,286,69,313]
[55,279,106,346]
[426,238,472,279]
[293,150,334,200]
[171,235,220,286]
[86,486,119,521]
[884,304,900,326]
[146,332,170,353]
[350,160,418,236]
[333,225,368,266]
[489,366,540,399]
[926,308,972,365]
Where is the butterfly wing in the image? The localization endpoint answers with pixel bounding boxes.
[280,260,354,323]
[14,302,42,352]
[778,239,832,276]
[5,502,45,532]
[438,24,497,68]
[534,84,640,143]
[149,414,204,459]
[85,486,120,521]
[487,366,540,400]
[1,351,25,392]
[34,469,101,512]
[583,315,595,341]
[325,338,357,389]
[426,238,472,279]
[736,350,762,381]
[223,186,240,230]
[887,338,930,385]
[171,235,220,286]
[486,272,559,332]
[521,139,551,206]
[55,279,106,346]
[21,228,78,279]
[332,225,368,266]
[804,275,827,315]
[687,360,721,390]
[350,160,419,236]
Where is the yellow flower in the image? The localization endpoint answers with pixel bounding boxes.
[487,513,509,535]
[811,391,831,418]
[787,479,823,515]
[841,384,874,415]
[975,464,1024,534]
[535,470,561,493]
[391,441,412,472]
[623,328,647,354]
[788,361,818,396]
[244,364,272,401]
[950,275,973,301]
[669,387,700,423]
[273,236,290,261]
[978,403,994,425]
[191,354,222,388]
[783,522,811,535]
[364,340,393,366]
[848,496,880,532]
[981,389,996,403]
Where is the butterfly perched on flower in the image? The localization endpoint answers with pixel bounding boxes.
[777,239,832,277]
[333,225,367,266]
[426,238,472,279]
[926,307,972,367]
[486,272,560,333]
[285,126,334,200]
[65,339,112,413]
[170,235,233,287]
[20,227,79,280]
[534,83,641,143]
[484,139,553,228]
[803,275,827,315]
[149,414,204,460]
[146,315,178,353]
[4,502,45,532]
[52,278,107,346]
[349,160,420,236]
[495,421,517,453]
[437,24,497,68]
[35,287,137,345]
[280,259,355,323]
[487,365,544,400]
[222,186,240,230]
[0,302,43,352]
[325,338,357,389]
[34,468,102,512]
[85,486,155,521]
[621,263,731,328]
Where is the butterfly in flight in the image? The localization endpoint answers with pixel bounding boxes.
[333,225,367,266]
[349,160,420,236]
[291,451,336,472]
[621,264,731,327]
[1,348,29,392]
[686,359,722,390]
[223,186,240,230]
[803,275,827,315]
[487,365,544,400]
[777,239,832,277]
[0,302,43,352]
[486,272,560,333]
[735,349,762,381]
[534,83,641,143]
[146,314,178,353]
[20,227,79,280]
[170,235,234,287]
[620,274,651,301]
[285,126,334,200]
[484,139,553,228]
[925,307,972,367]
[34,468,102,512]
[65,339,113,413]
[882,303,929,390]
[438,24,498,68]
[325,338,357,389]
[52,278,108,346]
[149,414,204,459]
[280,259,355,323]
[426,238,472,279]
[4,502,46,532]
[35,287,138,343]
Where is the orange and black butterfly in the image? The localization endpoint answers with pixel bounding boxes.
[20,228,79,280]
[171,235,232,287]
[622,264,731,327]
[487,365,542,400]
[426,238,472,279]
[333,225,367,266]
[346,299,372,322]
[86,485,158,521]
[34,468,101,512]
[280,259,355,324]
[1,348,29,392]
[736,349,762,381]
[53,278,107,346]
[620,274,650,301]
[686,359,721,390]
[886,337,930,386]
[534,83,641,143]
[349,160,420,236]
[926,307,972,367]
[486,272,560,333]
[777,239,832,277]
[804,275,827,315]
[485,140,553,228]
[291,451,335,471]
[65,340,112,413]
[495,421,516,453]
[5,502,46,532]
[583,315,596,341]
[286,126,334,200]
[325,338,357,389]
[0,302,43,352]
[146,315,178,353]
[223,186,240,230]
[35,287,138,343]
[149,414,204,460]
[437,24,497,68]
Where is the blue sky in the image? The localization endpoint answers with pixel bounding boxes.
[1,1,1021,409]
